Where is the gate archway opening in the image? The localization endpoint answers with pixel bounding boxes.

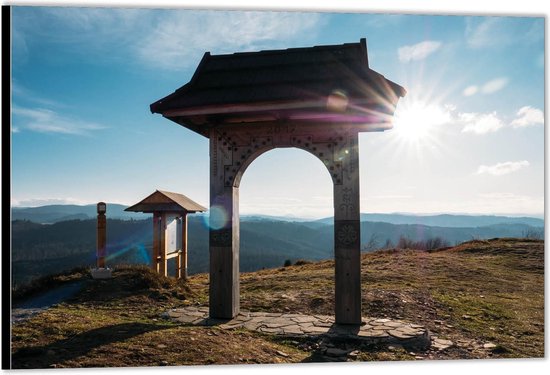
[239,147,333,220]
[237,147,334,294]
[151,39,405,324]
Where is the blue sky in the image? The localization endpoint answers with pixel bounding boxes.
[10,5,545,218]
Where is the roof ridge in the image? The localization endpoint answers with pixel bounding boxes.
[206,40,364,59]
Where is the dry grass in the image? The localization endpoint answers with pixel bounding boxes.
[190,238,544,359]
[11,238,544,368]
[11,265,307,369]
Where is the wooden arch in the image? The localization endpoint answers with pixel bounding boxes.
[209,122,362,323]
[151,39,405,324]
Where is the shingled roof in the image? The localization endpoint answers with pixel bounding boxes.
[151,38,406,137]
[125,190,207,214]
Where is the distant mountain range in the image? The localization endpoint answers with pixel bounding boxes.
[9,204,544,286]
[317,213,544,228]
[11,204,148,223]
[10,204,544,228]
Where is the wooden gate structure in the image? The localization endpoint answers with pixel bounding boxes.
[126,190,206,279]
[150,39,405,324]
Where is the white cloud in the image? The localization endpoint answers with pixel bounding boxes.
[398,40,442,63]
[511,106,544,128]
[13,7,146,64]
[462,78,508,97]
[466,17,544,49]
[462,85,478,96]
[12,81,65,108]
[12,106,106,136]
[138,11,322,70]
[481,77,508,94]
[476,160,530,176]
[460,111,504,134]
[363,14,405,28]
[14,8,323,71]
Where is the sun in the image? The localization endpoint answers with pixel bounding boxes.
[392,99,451,143]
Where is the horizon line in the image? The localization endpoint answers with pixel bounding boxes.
[10,203,544,220]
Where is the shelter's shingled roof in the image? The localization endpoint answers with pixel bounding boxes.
[125,190,207,213]
[151,38,406,137]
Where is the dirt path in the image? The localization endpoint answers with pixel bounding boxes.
[12,281,85,324]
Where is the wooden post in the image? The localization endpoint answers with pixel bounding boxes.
[159,213,168,277]
[333,131,362,325]
[209,186,240,319]
[209,130,240,319]
[96,206,106,268]
[179,213,189,279]
[152,212,161,273]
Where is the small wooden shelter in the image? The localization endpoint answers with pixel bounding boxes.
[125,190,206,279]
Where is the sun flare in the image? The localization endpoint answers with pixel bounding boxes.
[392,100,451,143]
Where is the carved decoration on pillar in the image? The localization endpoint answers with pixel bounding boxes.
[210,228,232,247]
[335,220,361,249]
[339,187,355,216]
[213,125,361,189]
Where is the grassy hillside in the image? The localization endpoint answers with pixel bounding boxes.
[11,238,543,368]
[11,215,543,286]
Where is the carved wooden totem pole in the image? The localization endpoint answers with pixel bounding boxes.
[151,39,405,324]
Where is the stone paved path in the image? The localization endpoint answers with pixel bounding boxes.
[164,306,432,351]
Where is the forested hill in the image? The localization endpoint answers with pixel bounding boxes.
[11,204,148,223]
[11,214,543,287]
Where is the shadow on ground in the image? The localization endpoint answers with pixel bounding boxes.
[12,322,172,369]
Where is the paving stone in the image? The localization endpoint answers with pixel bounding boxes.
[219,322,244,329]
[313,315,334,322]
[259,326,283,334]
[249,312,266,317]
[177,315,203,324]
[432,338,454,351]
[383,321,405,328]
[234,316,253,323]
[312,321,333,328]
[396,326,424,336]
[388,329,415,339]
[263,318,297,327]
[302,325,330,334]
[186,311,207,317]
[243,319,265,330]
[291,316,318,323]
[282,326,305,335]
[263,312,283,317]
[358,329,389,338]
[166,307,427,347]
